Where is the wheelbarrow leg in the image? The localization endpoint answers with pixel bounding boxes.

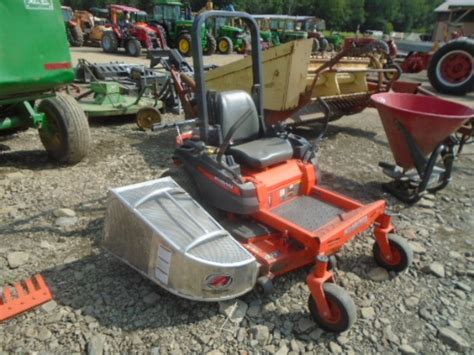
[381,121,457,204]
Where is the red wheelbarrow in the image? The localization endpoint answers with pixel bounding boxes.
[371,93,474,203]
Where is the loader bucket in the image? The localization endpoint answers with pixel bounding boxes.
[371,93,473,169]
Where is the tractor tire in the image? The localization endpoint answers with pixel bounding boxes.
[126,38,142,57]
[217,36,233,55]
[312,38,320,53]
[177,33,192,57]
[69,25,84,47]
[319,38,329,52]
[204,33,217,56]
[38,94,91,165]
[428,39,474,96]
[102,31,119,53]
[236,38,247,54]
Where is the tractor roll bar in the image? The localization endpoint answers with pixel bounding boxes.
[191,11,264,143]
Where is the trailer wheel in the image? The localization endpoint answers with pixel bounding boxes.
[428,40,474,96]
[102,31,119,53]
[204,33,217,56]
[255,276,273,296]
[69,25,84,47]
[217,36,233,55]
[177,33,192,57]
[373,234,413,272]
[126,38,142,57]
[136,107,161,130]
[308,283,356,333]
[38,95,91,165]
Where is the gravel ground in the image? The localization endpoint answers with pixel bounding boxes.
[0,47,473,354]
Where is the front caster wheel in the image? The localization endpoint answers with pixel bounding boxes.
[308,283,357,333]
[373,234,413,272]
[255,276,273,296]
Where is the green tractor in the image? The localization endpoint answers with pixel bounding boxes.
[325,32,344,51]
[151,0,216,57]
[268,15,308,44]
[213,17,247,54]
[0,0,90,164]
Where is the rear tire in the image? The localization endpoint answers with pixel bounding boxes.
[69,25,84,47]
[308,283,356,333]
[126,38,142,57]
[204,33,217,56]
[428,39,474,96]
[38,95,91,165]
[217,36,233,55]
[102,31,119,53]
[319,38,329,52]
[177,33,192,57]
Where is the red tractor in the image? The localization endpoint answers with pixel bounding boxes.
[400,38,473,96]
[101,5,167,57]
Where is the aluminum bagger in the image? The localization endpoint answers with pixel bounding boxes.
[103,177,259,301]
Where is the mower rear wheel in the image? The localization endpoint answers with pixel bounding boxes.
[308,283,356,333]
[126,38,142,57]
[373,234,413,272]
[102,31,119,53]
[218,36,233,55]
[255,276,273,296]
[177,33,192,57]
[136,107,161,130]
[38,95,91,165]
[428,39,474,96]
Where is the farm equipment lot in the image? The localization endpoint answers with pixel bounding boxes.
[0,47,473,353]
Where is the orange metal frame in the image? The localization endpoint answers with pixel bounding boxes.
[237,159,396,321]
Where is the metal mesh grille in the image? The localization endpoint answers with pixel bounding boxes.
[272,196,344,231]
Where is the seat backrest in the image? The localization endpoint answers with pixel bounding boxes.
[216,90,260,144]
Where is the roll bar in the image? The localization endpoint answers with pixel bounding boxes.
[191,11,264,143]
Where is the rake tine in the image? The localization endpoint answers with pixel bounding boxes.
[3,288,13,303]
[25,279,35,293]
[14,283,25,298]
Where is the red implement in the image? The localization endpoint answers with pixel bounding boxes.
[371,93,473,169]
[0,275,53,322]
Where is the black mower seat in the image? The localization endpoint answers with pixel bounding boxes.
[216,90,293,169]
[229,138,293,169]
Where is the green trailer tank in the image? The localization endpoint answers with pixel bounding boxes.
[0,0,90,164]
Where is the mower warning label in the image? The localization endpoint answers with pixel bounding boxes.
[24,0,54,10]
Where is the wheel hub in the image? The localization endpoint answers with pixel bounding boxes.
[440,52,473,84]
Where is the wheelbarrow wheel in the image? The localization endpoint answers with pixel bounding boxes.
[373,234,413,272]
[38,94,91,165]
[255,276,273,296]
[308,283,356,333]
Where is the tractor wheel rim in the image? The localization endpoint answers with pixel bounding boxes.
[437,50,473,87]
[179,39,189,53]
[219,40,228,52]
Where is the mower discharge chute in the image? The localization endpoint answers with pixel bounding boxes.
[105,11,413,333]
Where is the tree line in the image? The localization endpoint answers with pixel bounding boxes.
[62,0,444,33]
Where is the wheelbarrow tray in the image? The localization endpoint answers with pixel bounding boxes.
[103,177,259,301]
